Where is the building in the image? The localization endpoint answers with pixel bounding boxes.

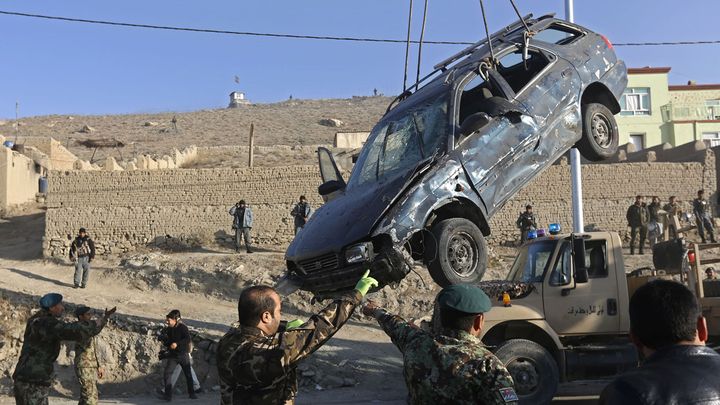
[616,67,720,150]
[228,91,250,108]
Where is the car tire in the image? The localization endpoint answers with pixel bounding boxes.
[576,102,619,161]
[425,218,487,287]
[494,339,559,405]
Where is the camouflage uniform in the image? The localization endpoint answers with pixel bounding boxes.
[75,335,101,405]
[12,310,106,405]
[217,291,361,405]
[373,309,518,405]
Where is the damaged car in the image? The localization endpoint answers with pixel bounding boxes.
[284,13,627,295]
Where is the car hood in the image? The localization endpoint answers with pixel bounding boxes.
[286,174,410,261]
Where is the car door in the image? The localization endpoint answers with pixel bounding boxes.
[543,237,622,335]
[455,68,540,215]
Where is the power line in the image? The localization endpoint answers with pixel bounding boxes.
[1,10,720,48]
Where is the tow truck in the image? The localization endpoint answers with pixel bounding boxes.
[478,225,720,404]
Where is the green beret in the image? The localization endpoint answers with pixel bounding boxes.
[438,284,491,314]
[39,293,63,309]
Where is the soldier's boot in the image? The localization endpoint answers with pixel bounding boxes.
[164,384,172,401]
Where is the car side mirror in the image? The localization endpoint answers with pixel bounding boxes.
[318,180,345,202]
[573,236,589,284]
[460,112,491,137]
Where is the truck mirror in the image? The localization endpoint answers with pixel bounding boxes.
[318,180,345,202]
[573,236,589,284]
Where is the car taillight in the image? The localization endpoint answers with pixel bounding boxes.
[689,251,696,264]
[601,34,613,50]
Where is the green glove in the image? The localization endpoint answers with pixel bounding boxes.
[354,270,379,297]
[286,319,304,330]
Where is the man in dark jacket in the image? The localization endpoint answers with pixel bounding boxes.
[599,280,720,404]
[515,205,537,244]
[626,196,650,255]
[694,189,717,243]
[69,227,96,288]
[159,310,197,401]
[216,271,378,405]
[13,293,115,405]
[290,195,312,235]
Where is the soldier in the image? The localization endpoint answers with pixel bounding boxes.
[663,196,682,239]
[515,205,537,244]
[74,306,104,405]
[229,200,254,253]
[363,284,518,404]
[627,195,650,255]
[693,189,717,243]
[13,293,116,405]
[647,196,664,247]
[69,228,96,288]
[290,195,312,235]
[216,271,378,404]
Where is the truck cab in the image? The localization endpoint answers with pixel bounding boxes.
[480,231,638,404]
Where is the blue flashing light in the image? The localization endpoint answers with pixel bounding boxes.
[549,223,561,235]
[527,230,538,240]
[537,229,546,237]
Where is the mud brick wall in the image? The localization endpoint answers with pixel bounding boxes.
[44,167,323,257]
[488,157,716,242]
[44,155,716,257]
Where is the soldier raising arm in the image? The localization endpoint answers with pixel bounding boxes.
[217,271,378,405]
[13,293,116,405]
[363,285,518,405]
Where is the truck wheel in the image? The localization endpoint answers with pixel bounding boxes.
[494,339,559,405]
[576,102,618,161]
[425,218,487,287]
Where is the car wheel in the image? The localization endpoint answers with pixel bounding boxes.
[576,102,619,161]
[425,218,487,287]
[494,339,559,405]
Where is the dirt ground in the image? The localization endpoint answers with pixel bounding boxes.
[0,205,658,404]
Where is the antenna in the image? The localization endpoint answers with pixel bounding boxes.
[14,101,19,142]
[415,0,429,87]
[402,0,414,92]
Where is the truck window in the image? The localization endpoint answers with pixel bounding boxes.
[507,240,556,283]
[585,240,608,278]
[549,242,572,286]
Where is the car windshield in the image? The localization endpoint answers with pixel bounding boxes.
[506,240,557,283]
[347,93,448,188]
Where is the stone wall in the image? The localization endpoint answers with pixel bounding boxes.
[44,166,323,257]
[44,155,716,256]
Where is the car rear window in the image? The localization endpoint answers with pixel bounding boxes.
[533,24,583,45]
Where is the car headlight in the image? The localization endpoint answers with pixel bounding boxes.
[345,243,370,264]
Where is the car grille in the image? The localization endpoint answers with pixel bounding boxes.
[298,253,339,273]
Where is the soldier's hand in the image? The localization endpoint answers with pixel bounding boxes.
[98,368,104,379]
[354,270,379,297]
[362,300,379,317]
[104,307,117,318]
[170,343,178,350]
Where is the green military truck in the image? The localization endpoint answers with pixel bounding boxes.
[479,230,720,404]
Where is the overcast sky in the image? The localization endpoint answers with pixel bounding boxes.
[1,0,719,118]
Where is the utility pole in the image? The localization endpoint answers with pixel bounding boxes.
[566,0,584,234]
[248,123,255,168]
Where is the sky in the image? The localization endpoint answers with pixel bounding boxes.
[1,0,719,118]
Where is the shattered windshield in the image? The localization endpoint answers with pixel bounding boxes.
[506,240,557,283]
[347,94,448,188]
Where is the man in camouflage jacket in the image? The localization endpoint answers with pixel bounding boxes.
[217,271,378,405]
[12,293,116,405]
[74,306,105,405]
[364,284,518,405]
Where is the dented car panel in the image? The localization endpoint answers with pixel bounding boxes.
[284,13,628,294]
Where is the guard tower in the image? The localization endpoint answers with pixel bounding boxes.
[228,92,250,108]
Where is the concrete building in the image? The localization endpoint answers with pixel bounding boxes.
[617,67,720,150]
[228,91,250,108]
[0,139,42,211]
